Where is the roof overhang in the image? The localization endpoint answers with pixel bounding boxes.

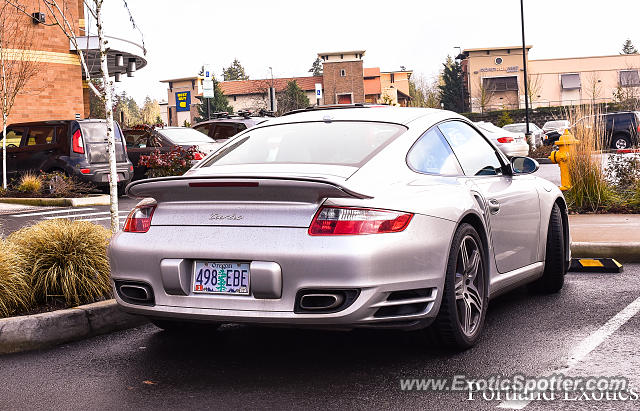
[71,36,147,79]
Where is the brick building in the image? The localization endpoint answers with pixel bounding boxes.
[0,0,146,127]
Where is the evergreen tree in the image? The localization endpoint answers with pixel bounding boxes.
[438,56,466,113]
[194,67,233,122]
[621,39,638,54]
[309,58,323,76]
[222,58,249,81]
[276,80,309,115]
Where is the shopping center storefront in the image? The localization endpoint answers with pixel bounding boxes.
[460,45,640,113]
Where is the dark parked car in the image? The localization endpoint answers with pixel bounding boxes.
[123,126,220,180]
[0,119,133,188]
[543,112,640,149]
[192,112,270,142]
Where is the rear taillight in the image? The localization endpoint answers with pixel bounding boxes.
[129,165,134,172]
[193,152,205,160]
[72,129,84,154]
[123,204,156,233]
[80,168,90,174]
[308,206,413,236]
[497,137,514,143]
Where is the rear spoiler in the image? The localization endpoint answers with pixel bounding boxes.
[126,175,373,203]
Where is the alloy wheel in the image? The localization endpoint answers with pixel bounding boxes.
[454,235,485,337]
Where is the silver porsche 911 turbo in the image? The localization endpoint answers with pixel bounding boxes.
[109,106,570,349]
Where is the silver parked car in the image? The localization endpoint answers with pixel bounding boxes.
[110,106,569,350]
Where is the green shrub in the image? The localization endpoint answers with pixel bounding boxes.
[0,240,32,318]
[17,173,43,193]
[496,111,513,128]
[8,219,112,306]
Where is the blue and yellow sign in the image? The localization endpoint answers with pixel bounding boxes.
[176,91,191,112]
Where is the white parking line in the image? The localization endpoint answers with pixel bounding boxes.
[10,207,94,217]
[497,295,640,409]
[44,211,129,220]
[78,216,128,222]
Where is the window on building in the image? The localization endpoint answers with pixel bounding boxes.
[233,96,237,101]
[340,69,346,77]
[620,70,640,87]
[390,73,395,83]
[483,76,518,91]
[561,73,581,89]
[169,81,173,91]
[340,54,343,59]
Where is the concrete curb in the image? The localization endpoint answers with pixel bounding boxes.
[571,242,640,264]
[0,195,110,207]
[0,299,147,355]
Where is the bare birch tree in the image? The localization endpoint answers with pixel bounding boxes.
[41,0,142,233]
[474,78,495,114]
[0,1,40,188]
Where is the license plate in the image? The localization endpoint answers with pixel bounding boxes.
[192,261,250,295]
[106,173,122,182]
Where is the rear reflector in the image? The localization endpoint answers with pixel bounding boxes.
[123,203,157,233]
[309,206,413,236]
[72,129,84,154]
[189,182,259,188]
[497,137,514,143]
[129,165,134,172]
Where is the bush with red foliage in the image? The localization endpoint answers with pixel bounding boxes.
[138,145,199,178]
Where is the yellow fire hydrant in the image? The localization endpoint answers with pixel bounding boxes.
[548,129,579,191]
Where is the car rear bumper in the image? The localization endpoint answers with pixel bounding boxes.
[108,214,456,330]
[73,163,133,186]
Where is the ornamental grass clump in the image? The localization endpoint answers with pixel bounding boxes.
[17,172,43,194]
[8,219,112,306]
[564,105,619,212]
[0,239,32,318]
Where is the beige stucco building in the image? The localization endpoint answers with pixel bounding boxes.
[461,45,640,112]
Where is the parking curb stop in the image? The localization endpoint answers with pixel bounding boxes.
[569,258,623,273]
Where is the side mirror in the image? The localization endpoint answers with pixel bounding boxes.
[511,156,539,175]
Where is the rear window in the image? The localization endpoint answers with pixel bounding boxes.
[202,121,406,167]
[80,122,123,142]
[158,128,213,144]
[503,124,525,133]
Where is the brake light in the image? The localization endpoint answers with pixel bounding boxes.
[309,206,413,236]
[72,129,84,154]
[193,152,205,160]
[497,137,514,143]
[123,204,156,233]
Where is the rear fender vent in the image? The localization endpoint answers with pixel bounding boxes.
[373,288,436,318]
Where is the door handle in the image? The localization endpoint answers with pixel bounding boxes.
[488,198,500,214]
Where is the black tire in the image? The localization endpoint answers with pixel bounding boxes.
[150,319,220,333]
[611,134,631,150]
[529,203,566,294]
[430,223,488,350]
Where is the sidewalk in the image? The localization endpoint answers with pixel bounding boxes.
[569,214,640,262]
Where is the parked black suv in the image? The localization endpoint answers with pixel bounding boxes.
[544,111,640,149]
[0,119,133,188]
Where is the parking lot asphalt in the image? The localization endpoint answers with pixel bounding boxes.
[0,197,140,235]
[1,266,638,411]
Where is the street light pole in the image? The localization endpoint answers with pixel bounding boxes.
[268,66,275,112]
[520,0,531,142]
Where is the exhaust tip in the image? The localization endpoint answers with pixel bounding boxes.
[294,289,359,314]
[115,281,155,306]
[300,293,345,311]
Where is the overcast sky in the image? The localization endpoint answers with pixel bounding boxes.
[99,0,639,103]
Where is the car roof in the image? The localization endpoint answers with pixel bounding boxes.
[193,117,269,126]
[259,106,443,127]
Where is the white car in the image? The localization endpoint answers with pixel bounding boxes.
[503,123,544,148]
[474,122,529,157]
